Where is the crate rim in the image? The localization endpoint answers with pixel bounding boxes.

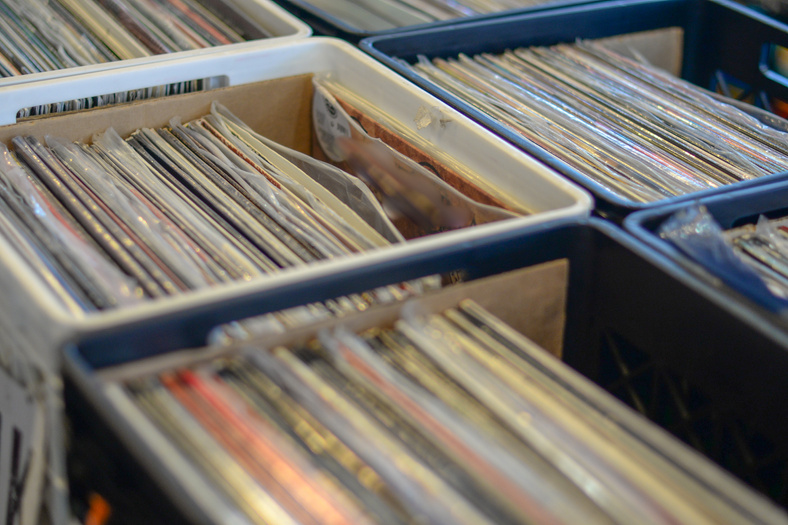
[275,0,613,41]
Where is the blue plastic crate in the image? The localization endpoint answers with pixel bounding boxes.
[63,218,788,519]
[362,0,788,219]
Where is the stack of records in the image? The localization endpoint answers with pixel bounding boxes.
[409,38,788,203]
[0,0,271,75]
[0,78,517,332]
[0,0,283,119]
[98,296,769,525]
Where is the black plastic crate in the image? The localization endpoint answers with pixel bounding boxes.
[271,0,604,42]
[624,182,788,315]
[362,0,788,219]
[62,218,788,521]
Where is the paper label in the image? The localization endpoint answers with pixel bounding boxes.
[312,85,352,162]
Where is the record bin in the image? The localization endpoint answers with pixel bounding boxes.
[624,182,788,317]
[269,0,603,43]
[361,0,788,219]
[62,218,788,523]
[0,0,311,90]
[0,36,591,364]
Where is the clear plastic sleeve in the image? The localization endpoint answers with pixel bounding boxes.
[0,144,142,307]
[659,203,788,311]
[312,79,516,232]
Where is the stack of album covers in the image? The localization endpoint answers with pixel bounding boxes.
[727,218,788,297]
[100,299,762,525]
[0,78,515,329]
[0,0,269,75]
[294,0,569,32]
[0,0,274,119]
[660,203,788,306]
[409,39,788,203]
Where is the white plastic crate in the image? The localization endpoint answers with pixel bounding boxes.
[0,0,311,91]
[0,37,591,361]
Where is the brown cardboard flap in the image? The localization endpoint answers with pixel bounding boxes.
[0,75,315,152]
[101,258,569,381]
[594,27,684,77]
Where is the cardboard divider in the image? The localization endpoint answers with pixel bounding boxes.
[99,258,569,382]
[0,75,315,153]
